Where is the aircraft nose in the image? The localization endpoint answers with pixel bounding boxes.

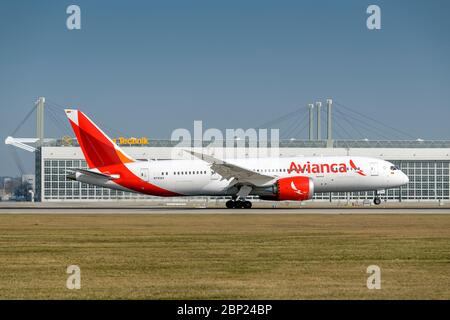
[401,172,409,185]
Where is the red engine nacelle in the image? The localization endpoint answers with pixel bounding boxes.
[262,176,314,201]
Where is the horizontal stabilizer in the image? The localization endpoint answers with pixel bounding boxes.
[66,168,120,180]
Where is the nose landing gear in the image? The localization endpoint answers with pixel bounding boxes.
[373,190,383,205]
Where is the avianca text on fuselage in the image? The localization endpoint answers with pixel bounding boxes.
[288,160,364,175]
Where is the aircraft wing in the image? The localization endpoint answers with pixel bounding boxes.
[187,151,275,186]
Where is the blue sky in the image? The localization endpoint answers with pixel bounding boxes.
[1,0,450,175]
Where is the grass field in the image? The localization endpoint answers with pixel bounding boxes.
[0,213,449,299]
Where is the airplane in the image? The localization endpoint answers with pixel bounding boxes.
[64,109,409,209]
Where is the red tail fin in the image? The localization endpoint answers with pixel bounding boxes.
[65,109,135,169]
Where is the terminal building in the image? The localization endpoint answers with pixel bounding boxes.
[6,97,450,203]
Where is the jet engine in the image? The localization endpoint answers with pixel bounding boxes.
[260,176,314,201]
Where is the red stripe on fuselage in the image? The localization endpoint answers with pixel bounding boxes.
[98,163,181,197]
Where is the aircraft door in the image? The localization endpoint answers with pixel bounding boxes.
[140,168,149,182]
[370,162,379,176]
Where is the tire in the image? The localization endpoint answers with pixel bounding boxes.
[373,197,381,205]
[226,200,235,209]
[244,201,252,209]
[235,201,245,209]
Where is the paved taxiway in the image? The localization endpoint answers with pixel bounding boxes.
[0,206,449,214]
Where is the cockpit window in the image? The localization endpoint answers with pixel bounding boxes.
[390,166,399,171]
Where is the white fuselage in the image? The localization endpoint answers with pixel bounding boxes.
[88,156,409,197]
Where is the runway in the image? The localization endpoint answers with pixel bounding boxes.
[0,205,449,214]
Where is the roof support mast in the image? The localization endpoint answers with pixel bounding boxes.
[327,98,333,148]
[315,101,322,140]
[36,97,45,147]
[308,103,314,141]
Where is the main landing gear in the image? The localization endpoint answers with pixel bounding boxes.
[226,199,252,209]
[226,186,253,209]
